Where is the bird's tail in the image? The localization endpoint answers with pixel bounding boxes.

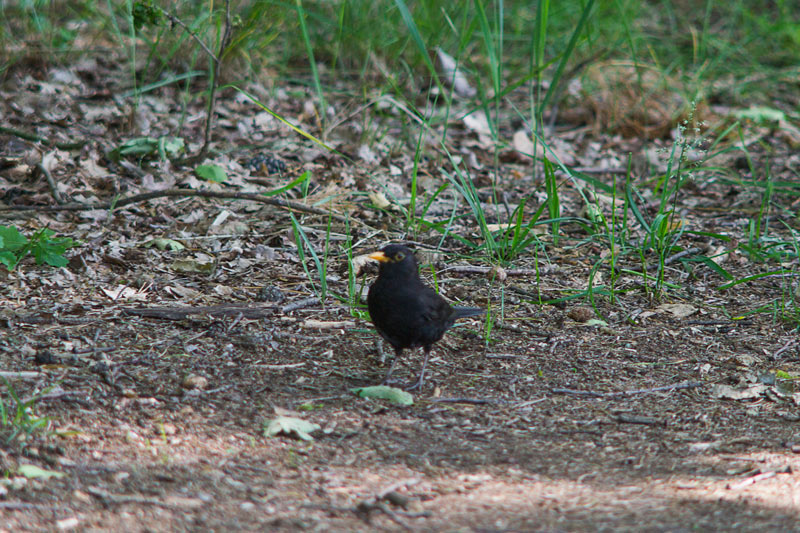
[452,306,485,319]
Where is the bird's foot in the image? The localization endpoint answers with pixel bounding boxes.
[404,377,425,391]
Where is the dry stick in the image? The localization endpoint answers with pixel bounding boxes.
[443,265,539,276]
[154,7,217,61]
[153,2,230,163]
[0,371,44,380]
[0,125,85,150]
[36,161,65,205]
[281,296,323,314]
[551,381,704,398]
[773,338,798,359]
[571,166,629,175]
[646,247,702,271]
[0,188,351,224]
[0,502,65,510]
[427,397,504,405]
[727,471,778,490]
[196,0,232,161]
[86,486,174,507]
[612,413,665,426]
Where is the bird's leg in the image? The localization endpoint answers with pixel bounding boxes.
[406,347,431,391]
[381,348,403,385]
[376,338,386,364]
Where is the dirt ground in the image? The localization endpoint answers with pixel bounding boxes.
[1,57,800,532]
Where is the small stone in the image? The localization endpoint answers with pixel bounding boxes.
[488,265,507,283]
[182,375,208,390]
[56,517,79,531]
[72,489,92,503]
[567,306,595,323]
[382,491,409,508]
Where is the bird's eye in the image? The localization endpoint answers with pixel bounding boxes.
[395,252,405,261]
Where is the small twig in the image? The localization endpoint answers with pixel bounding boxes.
[442,265,539,276]
[303,319,356,329]
[0,501,65,510]
[71,346,117,355]
[513,398,548,409]
[550,381,704,398]
[773,339,798,359]
[281,297,321,314]
[373,502,413,530]
[727,471,778,490]
[571,166,629,175]
[87,486,163,506]
[154,7,217,61]
[0,371,43,380]
[253,363,306,370]
[506,285,541,299]
[195,384,235,395]
[123,304,275,320]
[226,312,244,333]
[0,189,350,223]
[663,247,702,266]
[23,390,85,404]
[0,188,353,224]
[612,413,666,426]
[0,125,85,150]
[196,0,232,160]
[296,395,350,406]
[37,161,65,205]
[376,478,421,500]
[427,397,503,405]
[647,247,702,271]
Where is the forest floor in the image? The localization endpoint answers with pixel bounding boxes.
[1,56,799,532]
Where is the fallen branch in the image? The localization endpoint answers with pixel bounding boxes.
[37,160,65,205]
[0,125,85,150]
[443,265,539,276]
[647,247,703,270]
[0,501,65,510]
[773,338,798,359]
[122,304,276,320]
[427,397,505,405]
[550,381,704,398]
[727,470,787,490]
[0,371,44,380]
[612,413,665,426]
[0,188,352,223]
[281,297,322,314]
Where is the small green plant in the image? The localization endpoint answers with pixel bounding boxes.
[110,136,185,162]
[341,218,370,319]
[290,214,328,303]
[0,225,77,271]
[445,166,545,265]
[0,379,50,447]
[195,164,227,183]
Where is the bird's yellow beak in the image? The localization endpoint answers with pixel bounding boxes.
[369,251,390,263]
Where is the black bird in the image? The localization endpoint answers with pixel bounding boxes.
[367,244,484,390]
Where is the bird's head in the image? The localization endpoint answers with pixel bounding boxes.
[368,244,417,270]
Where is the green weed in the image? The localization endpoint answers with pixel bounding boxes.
[0,226,77,271]
[0,379,50,448]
